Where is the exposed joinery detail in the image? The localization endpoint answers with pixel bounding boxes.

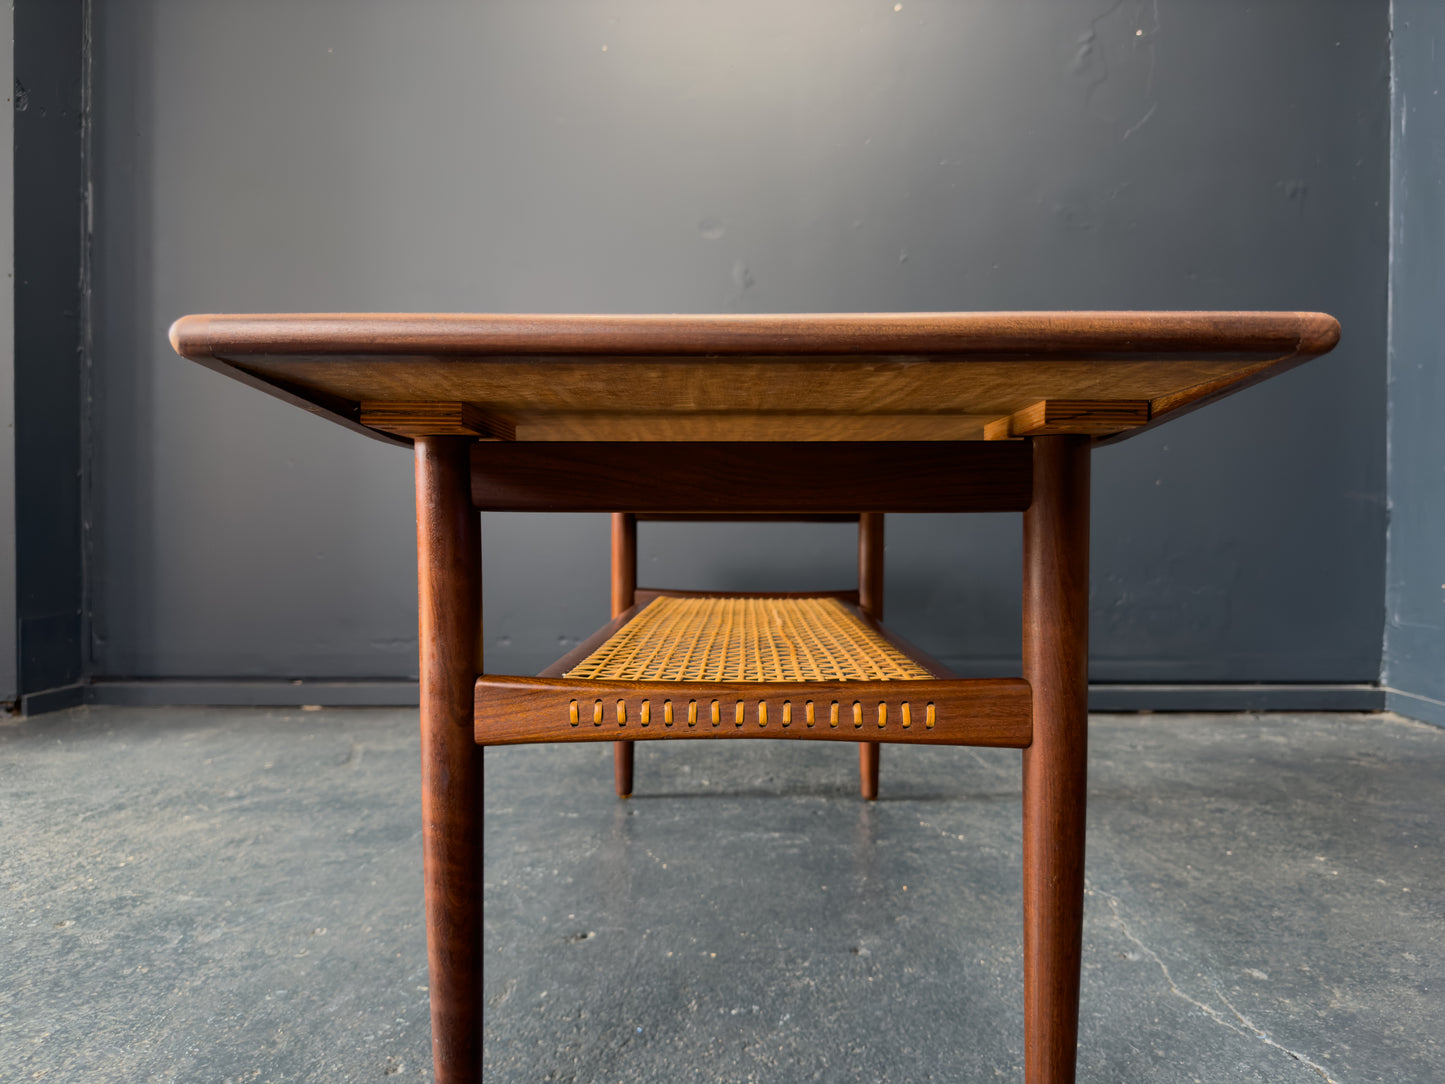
[984,399,1150,440]
[474,676,1032,748]
[359,401,515,439]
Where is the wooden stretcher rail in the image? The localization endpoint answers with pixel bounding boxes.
[475,676,1033,748]
[631,587,860,608]
[470,441,1033,513]
[633,512,862,522]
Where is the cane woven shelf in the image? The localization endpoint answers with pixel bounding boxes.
[564,596,934,683]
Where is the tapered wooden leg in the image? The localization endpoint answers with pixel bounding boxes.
[857,741,880,801]
[613,739,635,798]
[611,513,638,798]
[1022,436,1090,1084]
[416,436,483,1084]
[857,512,885,799]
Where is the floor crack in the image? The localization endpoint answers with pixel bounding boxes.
[964,747,1014,776]
[1094,885,1340,1083]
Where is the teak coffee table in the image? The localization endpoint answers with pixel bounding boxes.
[171,311,1339,1084]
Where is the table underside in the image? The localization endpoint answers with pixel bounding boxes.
[169,311,1340,446]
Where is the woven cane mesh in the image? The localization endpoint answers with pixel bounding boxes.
[564,596,933,682]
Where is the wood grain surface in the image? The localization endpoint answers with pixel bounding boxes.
[610,513,638,798]
[985,399,1150,440]
[632,512,861,522]
[629,587,861,607]
[358,401,513,439]
[171,310,1339,357]
[1022,436,1092,1084]
[469,441,1032,513]
[169,311,1339,444]
[166,310,1343,1084]
[475,676,1031,748]
[414,437,483,1084]
[857,513,886,800]
[491,412,1002,441]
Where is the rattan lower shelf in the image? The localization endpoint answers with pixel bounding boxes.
[475,595,1032,748]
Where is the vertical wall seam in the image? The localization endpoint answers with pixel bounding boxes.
[0,0,17,706]
[1381,0,1396,690]
[78,0,95,683]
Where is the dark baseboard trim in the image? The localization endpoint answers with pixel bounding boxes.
[14,679,422,713]
[1383,688,1445,729]
[86,679,423,708]
[18,683,87,715]
[1087,683,1384,713]
[15,679,1390,715]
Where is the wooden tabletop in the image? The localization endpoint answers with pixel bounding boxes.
[169,311,1339,445]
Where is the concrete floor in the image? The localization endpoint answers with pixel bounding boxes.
[1,708,1440,1083]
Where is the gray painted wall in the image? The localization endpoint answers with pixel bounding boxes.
[1385,0,1445,726]
[89,0,1388,691]
[1,1,16,704]
[14,0,86,703]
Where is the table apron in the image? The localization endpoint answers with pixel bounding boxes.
[469,441,1033,513]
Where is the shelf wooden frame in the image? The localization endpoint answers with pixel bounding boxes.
[476,675,1031,748]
